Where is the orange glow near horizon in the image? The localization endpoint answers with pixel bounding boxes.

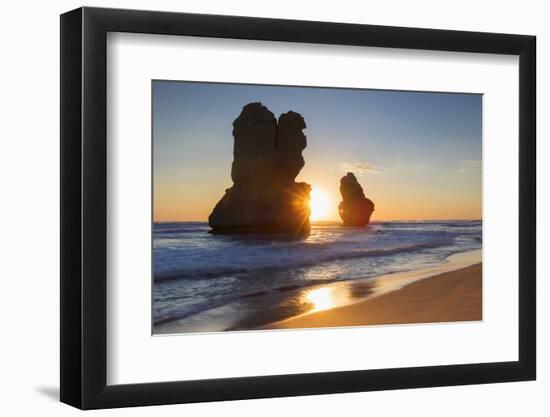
[153,185,482,222]
[153,173,482,223]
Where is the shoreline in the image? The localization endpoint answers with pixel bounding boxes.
[266,262,482,330]
[154,249,482,335]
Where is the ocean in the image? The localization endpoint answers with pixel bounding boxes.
[153,220,482,333]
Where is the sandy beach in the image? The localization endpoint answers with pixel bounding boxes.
[267,263,482,330]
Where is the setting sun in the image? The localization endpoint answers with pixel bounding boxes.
[309,187,331,221]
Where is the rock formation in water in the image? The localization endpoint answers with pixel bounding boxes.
[338,172,375,226]
[208,102,311,235]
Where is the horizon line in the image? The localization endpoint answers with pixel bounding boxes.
[153,218,483,223]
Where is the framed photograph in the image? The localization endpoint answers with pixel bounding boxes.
[60,6,536,409]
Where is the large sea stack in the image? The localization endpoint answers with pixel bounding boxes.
[338,172,375,226]
[208,103,311,235]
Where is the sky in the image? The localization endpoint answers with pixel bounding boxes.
[153,81,482,222]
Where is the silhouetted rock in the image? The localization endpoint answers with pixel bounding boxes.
[338,172,374,226]
[276,111,307,182]
[209,103,311,235]
[230,103,278,183]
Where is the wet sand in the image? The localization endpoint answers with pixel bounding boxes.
[267,263,482,330]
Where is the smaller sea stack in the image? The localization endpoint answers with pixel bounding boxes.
[338,172,375,226]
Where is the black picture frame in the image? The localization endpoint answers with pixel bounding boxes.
[60,6,536,410]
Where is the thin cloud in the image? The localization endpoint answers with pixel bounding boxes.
[339,162,384,175]
[457,159,481,174]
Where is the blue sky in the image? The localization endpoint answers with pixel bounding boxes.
[153,80,482,221]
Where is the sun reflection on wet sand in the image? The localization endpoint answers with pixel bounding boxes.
[304,287,337,312]
[300,280,377,316]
